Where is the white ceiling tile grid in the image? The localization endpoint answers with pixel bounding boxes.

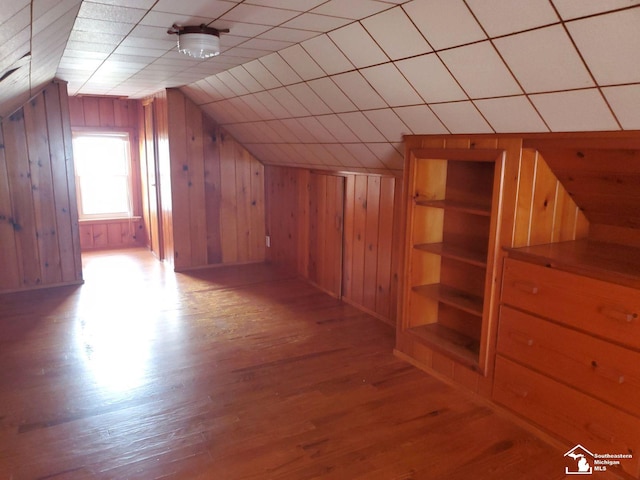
[2,0,639,174]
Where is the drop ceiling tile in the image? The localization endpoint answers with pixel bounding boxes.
[259,27,319,43]
[222,46,272,59]
[238,38,294,52]
[316,114,360,143]
[253,91,292,118]
[113,45,169,57]
[280,118,317,142]
[297,117,337,143]
[281,13,351,32]
[181,84,211,105]
[217,70,250,95]
[474,96,548,132]
[567,9,640,85]
[403,0,485,50]
[439,41,521,98]
[286,83,331,115]
[236,94,271,119]
[278,44,324,81]
[307,77,357,113]
[121,35,176,49]
[219,4,301,25]
[213,22,272,38]
[259,52,302,85]
[363,108,411,142]
[430,101,493,134]
[338,112,385,142]
[92,0,161,8]
[602,84,640,129]
[323,144,359,167]
[262,120,299,143]
[465,0,559,37]
[68,30,125,45]
[243,59,282,89]
[395,54,466,103]
[270,87,311,116]
[393,105,448,134]
[300,34,354,75]
[228,65,264,93]
[331,71,386,110]
[244,0,326,10]
[361,63,423,107]
[152,0,235,17]
[73,17,135,35]
[78,2,147,23]
[311,0,391,19]
[346,144,386,169]
[366,142,404,170]
[203,75,236,98]
[530,89,620,131]
[495,25,593,93]
[228,97,263,122]
[552,0,640,20]
[361,7,431,60]
[140,11,213,28]
[328,23,388,69]
[0,1,27,26]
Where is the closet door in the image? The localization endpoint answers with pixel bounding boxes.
[308,173,345,298]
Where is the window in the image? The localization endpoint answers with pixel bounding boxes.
[72,132,133,220]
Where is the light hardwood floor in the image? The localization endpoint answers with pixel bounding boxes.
[0,248,612,479]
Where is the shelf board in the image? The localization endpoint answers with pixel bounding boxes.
[406,323,480,368]
[412,283,483,317]
[414,243,487,268]
[414,199,491,217]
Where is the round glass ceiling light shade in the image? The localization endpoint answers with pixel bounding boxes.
[178,32,220,58]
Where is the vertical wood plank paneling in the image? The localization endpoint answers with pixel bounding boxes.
[82,97,100,127]
[24,94,62,285]
[235,147,252,263]
[67,96,85,126]
[513,148,536,247]
[98,97,115,127]
[297,169,310,277]
[529,153,559,245]
[363,176,380,311]
[185,98,207,266]
[342,175,355,300]
[44,84,77,282]
[219,131,238,264]
[3,109,41,287]
[203,115,222,264]
[249,156,265,262]
[0,126,20,290]
[375,176,395,320]
[351,175,368,305]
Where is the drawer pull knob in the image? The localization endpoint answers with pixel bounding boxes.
[591,361,625,384]
[586,423,616,444]
[513,281,538,294]
[600,306,638,323]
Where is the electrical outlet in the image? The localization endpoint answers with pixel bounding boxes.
[265,235,271,248]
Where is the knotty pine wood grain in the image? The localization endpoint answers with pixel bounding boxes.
[0,248,590,480]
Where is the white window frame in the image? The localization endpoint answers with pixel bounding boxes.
[72,131,135,221]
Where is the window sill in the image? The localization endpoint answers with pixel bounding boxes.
[79,216,142,225]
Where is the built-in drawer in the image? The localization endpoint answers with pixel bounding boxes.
[493,356,640,478]
[497,305,640,417]
[502,258,640,349]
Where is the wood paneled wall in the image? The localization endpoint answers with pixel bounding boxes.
[68,95,145,250]
[152,89,265,271]
[0,80,82,293]
[265,165,402,325]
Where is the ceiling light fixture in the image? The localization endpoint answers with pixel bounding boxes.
[167,24,229,59]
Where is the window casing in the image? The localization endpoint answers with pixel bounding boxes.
[72,132,134,220]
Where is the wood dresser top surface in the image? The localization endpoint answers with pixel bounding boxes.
[504,239,640,289]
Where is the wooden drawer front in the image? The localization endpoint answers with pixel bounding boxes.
[502,258,640,349]
[493,356,640,478]
[497,306,640,417]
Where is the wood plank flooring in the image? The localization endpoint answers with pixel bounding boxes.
[0,248,608,479]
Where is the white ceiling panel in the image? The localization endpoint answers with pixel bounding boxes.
[366,142,404,170]
[360,63,423,107]
[338,111,386,142]
[253,90,293,118]
[363,108,411,142]
[300,35,354,75]
[328,23,388,69]
[395,54,467,103]
[567,9,640,85]
[530,89,620,131]
[331,71,386,110]
[259,52,302,85]
[278,44,324,81]
[311,0,391,20]
[551,0,640,20]
[280,13,351,32]
[307,77,357,113]
[316,114,361,143]
[297,116,337,143]
[466,0,559,37]
[430,102,493,134]
[474,96,548,133]
[242,59,282,89]
[403,0,485,50]
[286,82,331,115]
[227,65,264,93]
[361,7,432,60]
[495,25,594,93]
[602,85,640,130]
[218,4,301,25]
[393,105,448,135]
[439,41,521,99]
[269,87,310,117]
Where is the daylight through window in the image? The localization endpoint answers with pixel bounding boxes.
[72,132,133,220]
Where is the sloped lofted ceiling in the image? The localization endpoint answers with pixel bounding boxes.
[1,1,640,174]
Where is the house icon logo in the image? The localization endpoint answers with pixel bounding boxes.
[565,444,594,475]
